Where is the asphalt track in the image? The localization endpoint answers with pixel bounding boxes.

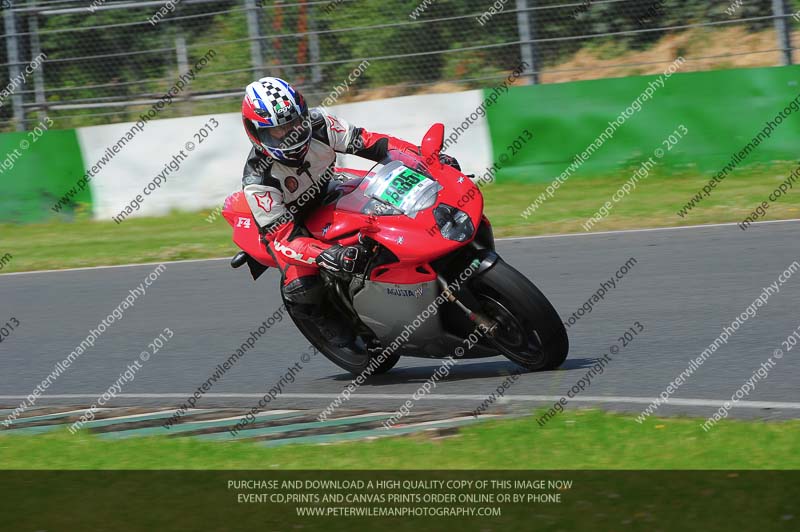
[2,220,799,421]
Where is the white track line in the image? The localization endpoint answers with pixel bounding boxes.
[4,218,798,277]
[498,218,800,241]
[0,257,229,277]
[1,394,799,410]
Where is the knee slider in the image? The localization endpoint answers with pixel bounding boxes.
[283,275,323,306]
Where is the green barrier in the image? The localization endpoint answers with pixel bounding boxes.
[0,128,90,223]
[485,65,800,183]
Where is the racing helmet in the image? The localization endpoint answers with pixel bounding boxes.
[241,77,311,163]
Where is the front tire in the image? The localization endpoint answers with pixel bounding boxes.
[471,258,568,371]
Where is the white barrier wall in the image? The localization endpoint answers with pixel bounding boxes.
[77,90,491,221]
[332,90,492,173]
[77,113,248,220]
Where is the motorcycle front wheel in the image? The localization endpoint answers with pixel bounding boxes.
[470,258,568,371]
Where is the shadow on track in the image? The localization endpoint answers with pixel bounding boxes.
[321,357,606,385]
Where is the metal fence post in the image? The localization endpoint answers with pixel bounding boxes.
[773,0,793,66]
[245,0,264,78]
[176,36,189,78]
[3,2,26,131]
[28,0,47,124]
[175,35,190,115]
[515,0,538,85]
[308,4,322,88]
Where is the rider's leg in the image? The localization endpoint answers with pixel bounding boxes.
[265,223,357,347]
[264,222,328,268]
[282,265,354,347]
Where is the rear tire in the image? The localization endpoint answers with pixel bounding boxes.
[471,258,568,371]
[285,297,400,376]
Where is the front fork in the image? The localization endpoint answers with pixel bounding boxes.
[436,249,501,338]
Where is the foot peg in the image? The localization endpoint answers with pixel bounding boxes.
[231,251,248,269]
[232,251,269,280]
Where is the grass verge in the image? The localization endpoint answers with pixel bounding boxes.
[1,410,799,469]
[0,164,797,273]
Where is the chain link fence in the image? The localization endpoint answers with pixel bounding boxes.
[2,0,799,132]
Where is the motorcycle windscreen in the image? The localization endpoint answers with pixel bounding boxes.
[336,159,441,219]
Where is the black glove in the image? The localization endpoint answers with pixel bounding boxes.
[316,244,368,278]
[439,153,461,171]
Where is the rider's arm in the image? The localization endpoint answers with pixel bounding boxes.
[241,148,338,269]
[309,107,418,162]
[241,147,289,231]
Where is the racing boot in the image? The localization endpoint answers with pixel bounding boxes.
[283,277,354,348]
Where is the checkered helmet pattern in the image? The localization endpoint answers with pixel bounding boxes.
[260,81,299,125]
[243,77,306,127]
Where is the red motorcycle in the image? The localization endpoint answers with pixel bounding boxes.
[223,124,568,375]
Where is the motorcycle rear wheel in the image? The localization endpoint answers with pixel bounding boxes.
[285,297,401,376]
[471,258,568,371]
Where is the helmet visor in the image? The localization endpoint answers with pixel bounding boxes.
[256,116,311,151]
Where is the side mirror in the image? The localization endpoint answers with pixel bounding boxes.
[420,123,445,167]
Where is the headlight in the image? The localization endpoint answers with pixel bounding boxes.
[433,203,474,242]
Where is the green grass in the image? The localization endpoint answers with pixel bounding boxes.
[0,165,798,273]
[2,411,799,531]
[2,410,798,469]
[0,209,233,273]
[484,162,800,237]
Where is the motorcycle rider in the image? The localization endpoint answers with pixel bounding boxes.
[241,77,459,346]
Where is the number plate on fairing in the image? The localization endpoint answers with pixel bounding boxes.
[364,161,442,217]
